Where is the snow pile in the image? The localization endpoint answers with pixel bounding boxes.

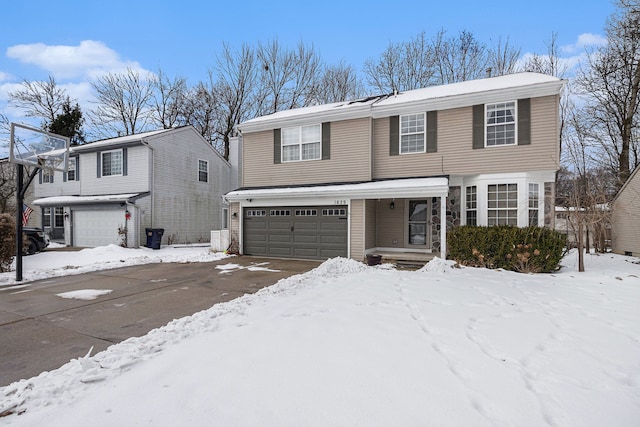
[417,256,459,273]
[0,244,228,286]
[1,250,639,426]
[56,289,113,300]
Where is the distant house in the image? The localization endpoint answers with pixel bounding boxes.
[225,72,565,262]
[611,167,640,256]
[33,126,239,248]
[0,158,39,227]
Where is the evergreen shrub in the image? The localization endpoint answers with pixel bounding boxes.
[448,225,567,273]
[0,214,16,272]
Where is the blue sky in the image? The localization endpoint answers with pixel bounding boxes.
[0,0,614,127]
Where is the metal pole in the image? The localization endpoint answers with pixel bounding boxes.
[16,164,24,282]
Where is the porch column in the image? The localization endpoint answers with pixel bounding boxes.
[440,196,447,258]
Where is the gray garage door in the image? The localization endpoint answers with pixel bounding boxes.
[243,206,348,260]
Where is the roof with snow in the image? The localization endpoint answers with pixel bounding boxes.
[70,128,179,152]
[238,72,565,133]
[33,193,141,206]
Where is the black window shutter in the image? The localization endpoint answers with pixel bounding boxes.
[389,116,399,156]
[472,104,485,149]
[38,169,42,184]
[63,169,67,182]
[518,98,531,145]
[322,122,330,160]
[122,148,128,176]
[274,129,281,164]
[76,157,80,181]
[97,152,102,178]
[50,171,54,183]
[426,111,437,153]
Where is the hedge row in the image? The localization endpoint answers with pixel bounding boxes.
[0,214,16,272]
[447,225,567,273]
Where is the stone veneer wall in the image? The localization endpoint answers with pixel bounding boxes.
[431,186,461,252]
[544,181,555,229]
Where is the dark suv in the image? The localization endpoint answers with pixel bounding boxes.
[23,228,50,255]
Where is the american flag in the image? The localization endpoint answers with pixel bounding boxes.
[22,204,33,226]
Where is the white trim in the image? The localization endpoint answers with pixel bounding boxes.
[485,100,517,147]
[101,149,124,177]
[440,194,447,256]
[198,158,209,183]
[399,112,426,154]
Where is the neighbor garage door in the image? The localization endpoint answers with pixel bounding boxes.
[73,208,124,247]
[243,206,347,259]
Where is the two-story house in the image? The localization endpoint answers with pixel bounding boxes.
[33,126,239,248]
[224,72,565,262]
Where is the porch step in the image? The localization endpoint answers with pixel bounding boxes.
[373,252,438,270]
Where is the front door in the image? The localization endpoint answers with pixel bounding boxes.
[407,199,430,248]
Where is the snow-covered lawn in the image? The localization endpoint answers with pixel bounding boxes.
[1,248,639,426]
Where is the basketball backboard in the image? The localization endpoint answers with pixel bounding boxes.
[9,123,69,172]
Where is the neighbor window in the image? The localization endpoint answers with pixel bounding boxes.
[102,149,123,176]
[466,186,477,226]
[42,169,53,183]
[222,207,229,229]
[282,124,321,162]
[486,102,516,146]
[67,158,77,181]
[400,113,426,154]
[529,183,540,226]
[54,207,64,227]
[43,207,51,227]
[488,183,518,226]
[198,159,209,183]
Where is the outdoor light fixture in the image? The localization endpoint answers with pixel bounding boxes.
[390,201,395,210]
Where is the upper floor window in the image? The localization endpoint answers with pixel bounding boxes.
[67,158,77,181]
[42,168,53,184]
[102,149,123,176]
[198,159,209,182]
[486,102,516,146]
[282,124,321,162]
[400,113,426,154]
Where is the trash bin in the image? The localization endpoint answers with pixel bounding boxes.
[366,254,382,266]
[146,228,164,249]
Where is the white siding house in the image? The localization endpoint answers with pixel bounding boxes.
[33,126,238,248]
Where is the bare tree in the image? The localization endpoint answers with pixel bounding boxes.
[317,62,366,103]
[211,43,257,159]
[522,32,569,78]
[150,69,188,129]
[8,76,68,127]
[181,80,217,148]
[90,68,154,137]
[364,31,436,93]
[254,39,322,115]
[432,29,488,84]
[575,0,640,186]
[487,37,521,77]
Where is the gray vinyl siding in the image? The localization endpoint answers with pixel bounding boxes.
[82,146,151,195]
[350,199,365,261]
[243,117,371,188]
[149,127,232,244]
[374,95,560,179]
[612,171,640,256]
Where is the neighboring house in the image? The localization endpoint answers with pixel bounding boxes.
[555,205,611,251]
[611,166,640,256]
[225,72,565,261]
[33,126,238,248]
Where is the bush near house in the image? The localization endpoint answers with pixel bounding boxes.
[448,225,567,273]
[0,214,16,272]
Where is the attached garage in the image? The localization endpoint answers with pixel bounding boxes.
[243,206,348,259]
[73,208,125,247]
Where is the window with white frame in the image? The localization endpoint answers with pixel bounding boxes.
[198,159,209,182]
[43,207,51,227]
[466,186,477,226]
[486,102,516,146]
[54,207,64,227]
[42,168,53,183]
[102,149,123,176]
[282,124,321,162]
[67,158,77,181]
[528,183,540,226]
[400,113,426,154]
[487,183,518,226]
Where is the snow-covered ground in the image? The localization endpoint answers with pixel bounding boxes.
[1,248,639,426]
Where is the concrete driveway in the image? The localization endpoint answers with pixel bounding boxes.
[0,257,320,387]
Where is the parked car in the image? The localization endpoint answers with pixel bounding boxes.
[23,227,49,255]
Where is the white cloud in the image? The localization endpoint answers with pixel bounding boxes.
[6,40,148,80]
[0,71,13,82]
[561,33,608,54]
